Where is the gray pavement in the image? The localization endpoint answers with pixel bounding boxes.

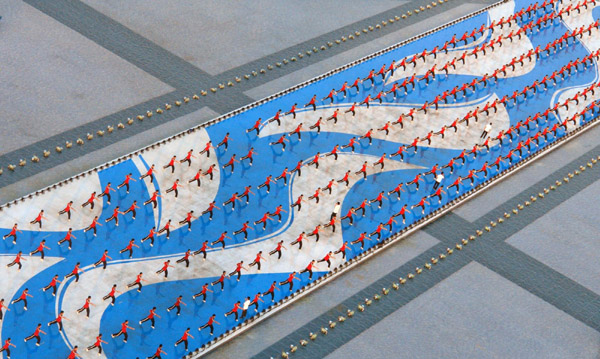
[327,262,600,359]
[3,0,600,358]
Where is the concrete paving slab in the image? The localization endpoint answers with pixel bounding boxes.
[326,262,600,359]
[507,178,600,296]
[0,0,174,156]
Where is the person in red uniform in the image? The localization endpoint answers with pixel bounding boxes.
[203,164,218,182]
[6,251,25,270]
[201,201,220,221]
[103,284,121,306]
[279,271,300,290]
[144,190,161,209]
[300,260,319,280]
[334,171,350,188]
[254,212,274,230]
[59,201,75,220]
[111,320,134,343]
[308,187,322,204]
[179,149,196,167]
[84,216,102,236]
[355,161,369,180]
[290,232,307,250]
[447,176,464,194]
[158,219,172,239]
[0,338,16,358]
[156,260,175,278]
[392,204,409,224]
[188,168,205,187]
[140,307,161,328]
[86,333,107,355]
[3,224,22,244]
[369,191,387,209]
[176,249,193,267]
[307,224,323,242]
[127,272,148,292]
[76,296,95,318]
[224,301,242,321]
[165,179,183,198]
[141,227,157,246]
[257,175,276,193]
[228,261,247,281]
[285,104,298,119]
[175,328,194,351]
[307,152,320,168]
[305,94,317,111]
[140,164,157,183]
[239,185,255,205]
[24,323,46,346]
[407,173,424,190]
[123,200,140,219]
[64,262,83,282]
[351,232,370,249]
[192,283,213,302]
[120,238,139,258]
[217,133,232,150]
[334,241,351,259]
[29,240,50,260]
[247,118,263,135]
[240,147,258,166]
[369,222,388,240]
[179,210,198,231]
[193,240,210,260]
[249,251,267,271]
[269,240,286,259]
[275,167,291,185]
[211,271,227,291]
[199,314,220,335]
[67,346,83,359]
[167,295,187,316]
[222,154,240,174]
[99,183,116,204]
[105,206,124,226]
[47,310,67,332]
[29,210,47,229]
[42,275,61,296]
[317,251,335,268]
[11,288,33,310]
[211,231,231,249]
[117,173,137,193]
[223,192,241,211]
[270,134,289,151]
[340,207,356,226]
[263,281,280,302]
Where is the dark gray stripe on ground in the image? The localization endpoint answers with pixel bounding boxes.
[216,0,499,90]
[475,240,600,332]
[251,242,472,359]
[1,0,496,192]
[254,143,600,358]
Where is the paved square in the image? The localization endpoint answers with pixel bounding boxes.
[0,0,173,156]
[507,178,600,296]
[326,262,600,359]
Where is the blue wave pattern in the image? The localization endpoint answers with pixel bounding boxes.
[1,0,598,357]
